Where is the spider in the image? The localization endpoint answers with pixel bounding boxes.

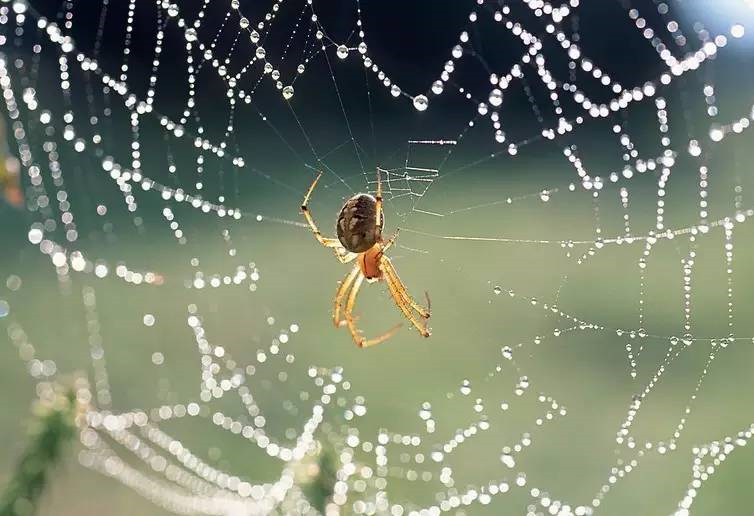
[301,168,431,348]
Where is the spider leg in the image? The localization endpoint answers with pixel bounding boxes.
[343,271,402,348]
[375,167,384,230]
[381,229,400,253]
[383,273,431,338]
[334,265,360,327]
[356,325,402,348]
[381,256,431,319]
[333,248,358,264]
[380,257,431,337]
[301,172,358,264]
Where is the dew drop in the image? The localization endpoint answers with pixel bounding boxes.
[336,45,349,59]
[413,95,429,111]
[282,85,294,100]
[28,228,43,244]
[709,124,724,142]
[460,379,471,395]
[489,88,503,107]
[6,275,22,291]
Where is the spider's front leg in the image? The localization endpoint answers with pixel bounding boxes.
[374,167,384,230]
[301,172,357,264]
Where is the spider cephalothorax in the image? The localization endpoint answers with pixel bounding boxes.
[300,168,431,348]
[336,193,382,253]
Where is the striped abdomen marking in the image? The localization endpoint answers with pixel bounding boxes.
[336,193,382,253]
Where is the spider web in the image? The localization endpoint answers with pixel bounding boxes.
[2,0,754,515]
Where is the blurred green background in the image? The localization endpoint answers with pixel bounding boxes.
[3,145,754,515]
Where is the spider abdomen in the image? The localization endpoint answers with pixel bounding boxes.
[336,193,382,253]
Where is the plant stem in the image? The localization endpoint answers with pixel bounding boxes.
[0,387,78,516]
